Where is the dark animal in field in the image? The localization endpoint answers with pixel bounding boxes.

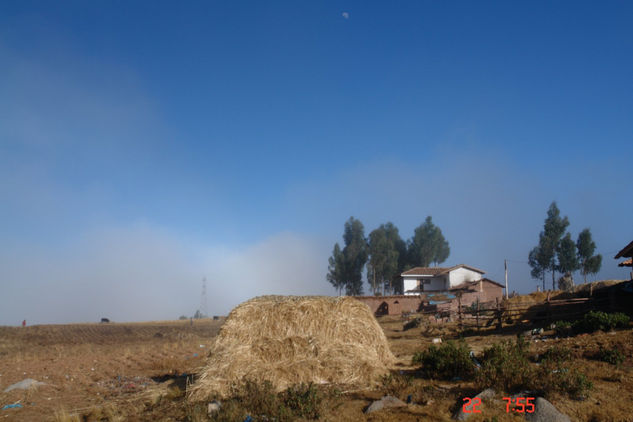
[100,318,110,323]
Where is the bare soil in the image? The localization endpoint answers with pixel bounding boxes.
[1,314,632,421]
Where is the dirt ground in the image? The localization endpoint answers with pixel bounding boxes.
[1,314,632,421]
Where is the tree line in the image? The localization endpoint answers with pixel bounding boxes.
[528,201,602,291]
[327,216,450,296]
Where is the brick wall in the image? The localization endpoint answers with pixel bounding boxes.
[354,280,503,317]
[354,296,425,316]
[458,280,504,307]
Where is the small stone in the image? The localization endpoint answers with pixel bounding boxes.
[207,400,222,414]
[365,395,407,413]
[3,378,46,392]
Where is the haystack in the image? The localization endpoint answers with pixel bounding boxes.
[188,295,395,400]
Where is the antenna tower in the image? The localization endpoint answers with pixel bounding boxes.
[200,277,208,318]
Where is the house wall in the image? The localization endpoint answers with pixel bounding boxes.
[403,276,447,294]
[403,277,418,295]
[448,267,483,288]
[354,296,425,316]
[458,281,504,306]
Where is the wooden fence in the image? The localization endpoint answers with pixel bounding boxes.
[403,294,619,332]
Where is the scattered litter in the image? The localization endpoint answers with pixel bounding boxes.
[199,344,205,348]
[432,338,442,344]
[469,351,481,368]
[3,379,46,392]
[244,416,253,422]
[193,353,198,357]
[1,404,22,410]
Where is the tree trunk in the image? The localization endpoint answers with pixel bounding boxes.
[552,269,556,291]
[542,274,545,292]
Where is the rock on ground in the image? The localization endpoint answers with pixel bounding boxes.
[365,395,407,413]
[3,378,46,392]
[525,397,571,422]
[452,388,496,421]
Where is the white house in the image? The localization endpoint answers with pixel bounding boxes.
[401,264,486,295]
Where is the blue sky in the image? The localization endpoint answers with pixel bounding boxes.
[1,1,632,324]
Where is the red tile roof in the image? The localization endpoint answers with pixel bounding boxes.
[401,266,447,276]
[401,264,486,277]
[450,278,505,291]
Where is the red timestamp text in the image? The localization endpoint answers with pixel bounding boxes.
[461,397,482,413]
[503,397,535,413]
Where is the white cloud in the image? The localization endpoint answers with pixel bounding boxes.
[0,224,332,325]
[342,12,350,19]
[201,232,332,315]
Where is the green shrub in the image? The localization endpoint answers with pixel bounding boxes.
[476,337,534,393]
[553,320,573,337]
[595,347,624,366]
[473,336,592,399]
[540,346,572,364]
[208,379,324,422]
[229,379,281,418]
[412,340,476,380]
[573,311,630,334]
[545,369,593,400]
[379,372,413,397]
[281,383,323,419]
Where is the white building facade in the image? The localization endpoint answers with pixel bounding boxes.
[402,264,485,295]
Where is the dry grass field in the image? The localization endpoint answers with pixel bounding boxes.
[1,309,632,421]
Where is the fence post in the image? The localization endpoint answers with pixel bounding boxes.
[457,294,463,331]
[495,297,502,330]
[476,299,480,331]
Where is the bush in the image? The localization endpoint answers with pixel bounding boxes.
[545,369,593,400]
[476,337,534,393]
[472,336,592,399]
[379,372,413,397]
[412,340,476,380]
[553,320,573,337]
[281,383,323,419]
[595,347,624,366]
[208,380,324,422]
[540,346,572,364]
[573,311,630,334]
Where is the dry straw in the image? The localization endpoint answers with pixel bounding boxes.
[188,295,395,400]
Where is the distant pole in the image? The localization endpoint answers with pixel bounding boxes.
[200,277,208,318]
[504,259,509,300]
